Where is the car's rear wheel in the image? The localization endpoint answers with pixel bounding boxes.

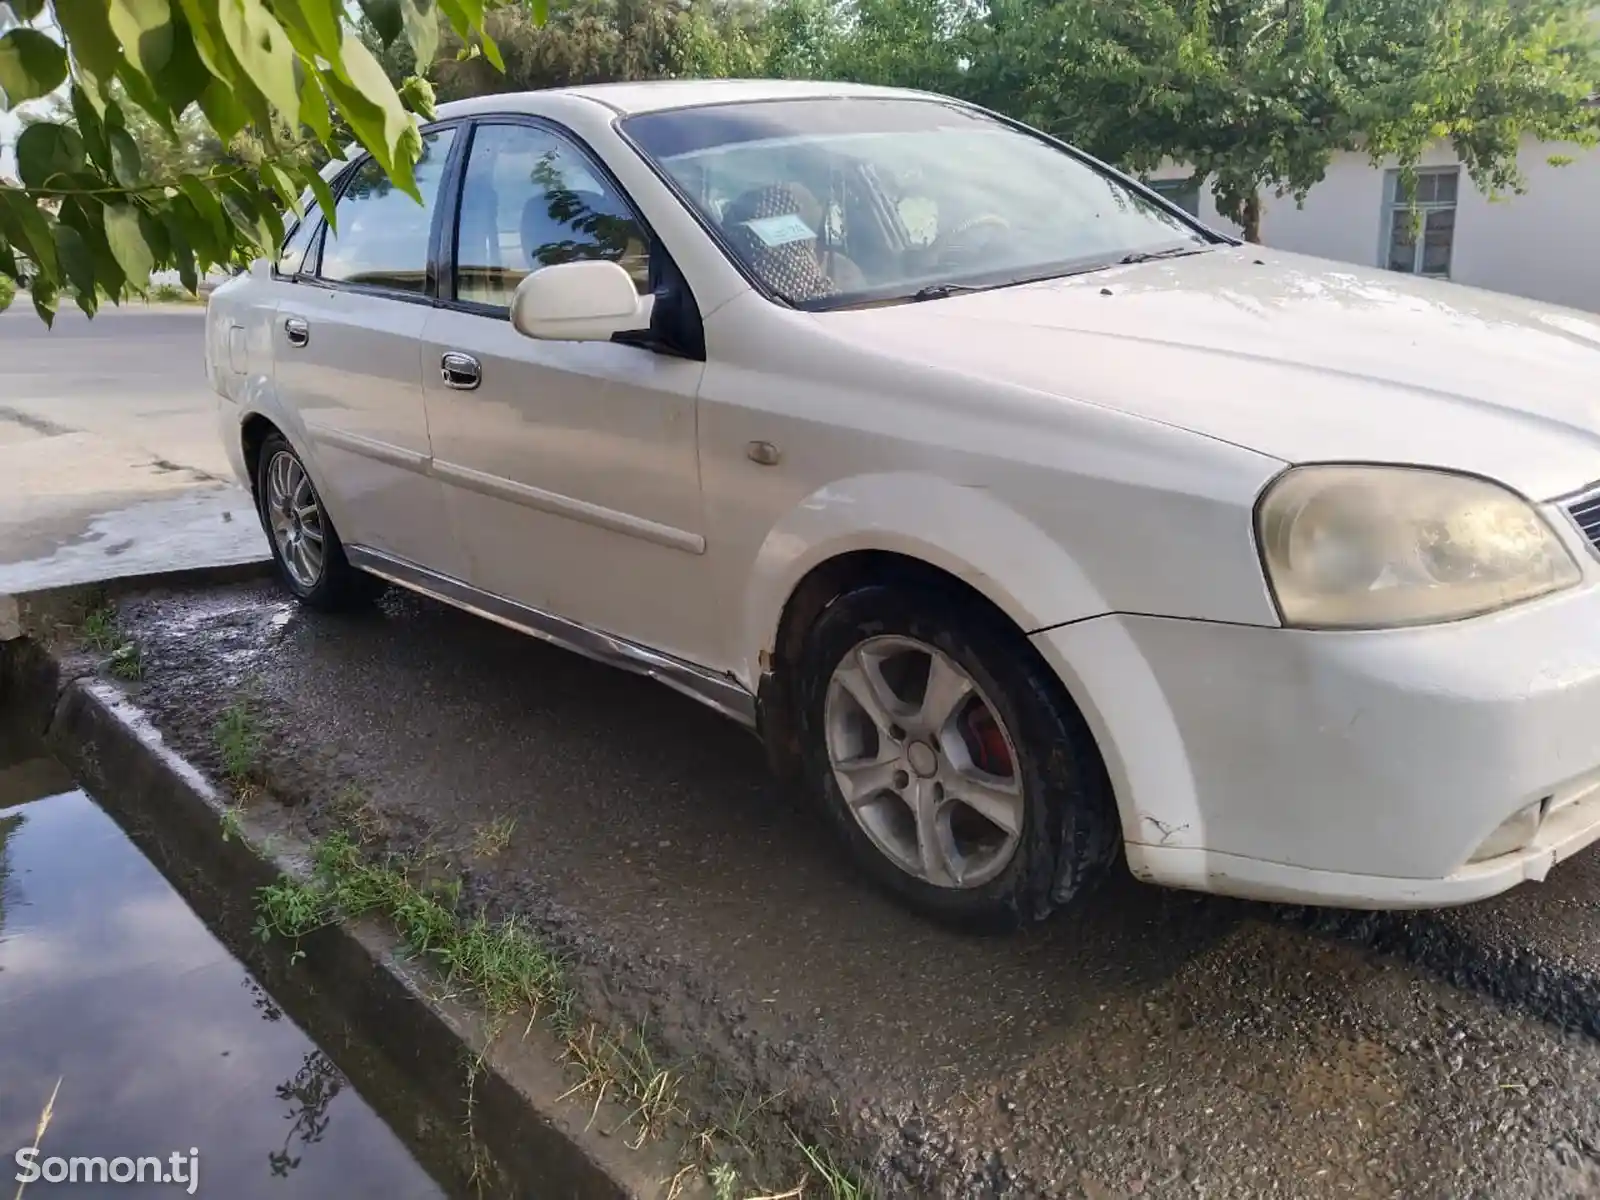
[256,432,375,611]
[797,583,1119,929]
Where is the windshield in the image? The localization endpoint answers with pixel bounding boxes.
[621,97,1212,309]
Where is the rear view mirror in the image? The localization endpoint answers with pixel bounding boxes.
[510,260,654,343]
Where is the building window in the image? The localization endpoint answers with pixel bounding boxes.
[1384,168,1459,278]
[1146,177,1200,217]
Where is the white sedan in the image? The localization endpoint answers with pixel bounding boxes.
[207,79,1600,928]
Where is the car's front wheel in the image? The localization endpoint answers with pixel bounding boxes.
[797,583,1119,929]
[255,432,375,611]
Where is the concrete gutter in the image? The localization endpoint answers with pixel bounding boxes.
[0,624,679,1200]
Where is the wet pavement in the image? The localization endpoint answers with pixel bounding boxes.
[0,307,266,593]
[109,581,1600,1198]
[0,753,447,1199]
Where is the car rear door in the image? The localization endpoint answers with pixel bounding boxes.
[272,125,465,579]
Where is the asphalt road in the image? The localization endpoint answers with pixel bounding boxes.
[29,303,1600,1198]
[0,305,263,590]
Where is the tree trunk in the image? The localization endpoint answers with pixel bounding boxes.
[1241,191,1263,244]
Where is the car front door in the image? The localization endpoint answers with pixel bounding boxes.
[273,126,463,578]
[418,119,719,668]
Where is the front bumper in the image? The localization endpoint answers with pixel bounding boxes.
[1031,582,1600,909]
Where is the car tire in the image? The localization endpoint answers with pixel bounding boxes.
[255,432,376,612]
[796,582,1119,930]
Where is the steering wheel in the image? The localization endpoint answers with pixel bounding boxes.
[934,213,1012,266]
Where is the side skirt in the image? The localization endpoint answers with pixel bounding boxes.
[344,545,758,729]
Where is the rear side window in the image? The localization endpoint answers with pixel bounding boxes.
[319,128,457,293]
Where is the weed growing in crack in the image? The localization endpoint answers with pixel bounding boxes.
[80,605,120,653]
[220,805,245,844]
[108,641,144,681]
[79,604,145,682]
[708,1162,741,1200]
[470,815,516,859]
[560,1023,686,1150]
[214,701,262,787]
[793,1137,871,1200]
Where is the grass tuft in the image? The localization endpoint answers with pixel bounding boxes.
[214,701,262,787]
[80,606,120,653]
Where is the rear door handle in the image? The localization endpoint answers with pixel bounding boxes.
[283,316,309,347]
[440,351,481,390]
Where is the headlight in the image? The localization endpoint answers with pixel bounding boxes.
[1257,465,1580,628]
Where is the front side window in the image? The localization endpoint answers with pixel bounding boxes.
[319,128,457,293]
[1147,177,1201,218]
[621,98,1210,309]
[275,215,319,277]
[454,122,651,309]
[1384,167,1459,279]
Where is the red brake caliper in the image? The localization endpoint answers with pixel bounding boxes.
[961,703,1013,776]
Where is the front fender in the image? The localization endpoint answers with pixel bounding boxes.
[739,471,1108,690]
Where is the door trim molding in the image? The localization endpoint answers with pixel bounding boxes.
[431,458,706,554]
[306,425,432,474]
[344,544,754,726]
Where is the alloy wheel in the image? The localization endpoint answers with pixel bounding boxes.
[264,450,325,590]
[823,635,1025,889]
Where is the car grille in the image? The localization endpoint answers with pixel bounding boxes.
[1567,493,1600,550]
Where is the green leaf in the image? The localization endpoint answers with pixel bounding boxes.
[109,0,175,79]
[301,165,337,231]
[148,12,211,116]
[217,0,300,122]
[297,67,332,141]
[109,127,144,186]
[479,28,504,71]
[72,85,113,169]
[30,275,58,328]
[197,75,248,141]
[400,0,439,72]
[105,203,156,286]
[60,198,128,297]
[114,58,176,130]
[258,160,302,216]
[323,33,416,187]
[177,175,228,258]
[398,74,436,121]
[54,4,121,84]
[273,0,344,60]
[0,28,69,109]
[15,122,86,189]
[359,0,404,46]
[0,189,59,282]
[53,223,98,300]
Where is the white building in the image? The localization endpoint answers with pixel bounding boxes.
[1148,130,1600,314]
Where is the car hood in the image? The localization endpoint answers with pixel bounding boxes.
[818,246,1600,500]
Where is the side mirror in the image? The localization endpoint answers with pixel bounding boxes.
[510,260,654,343]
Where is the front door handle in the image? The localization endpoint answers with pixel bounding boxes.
[440,351,481,391]
[283,315,309,347]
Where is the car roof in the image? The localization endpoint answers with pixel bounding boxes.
[433,78,944,121]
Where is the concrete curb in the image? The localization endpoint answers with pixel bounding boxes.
[9,646,681,1200]
[0,560,274,644]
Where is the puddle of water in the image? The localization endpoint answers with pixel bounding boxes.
[0,759,447,1199]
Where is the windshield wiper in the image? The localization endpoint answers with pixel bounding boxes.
[1116,244,1212,265]
[909,282,989,302]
